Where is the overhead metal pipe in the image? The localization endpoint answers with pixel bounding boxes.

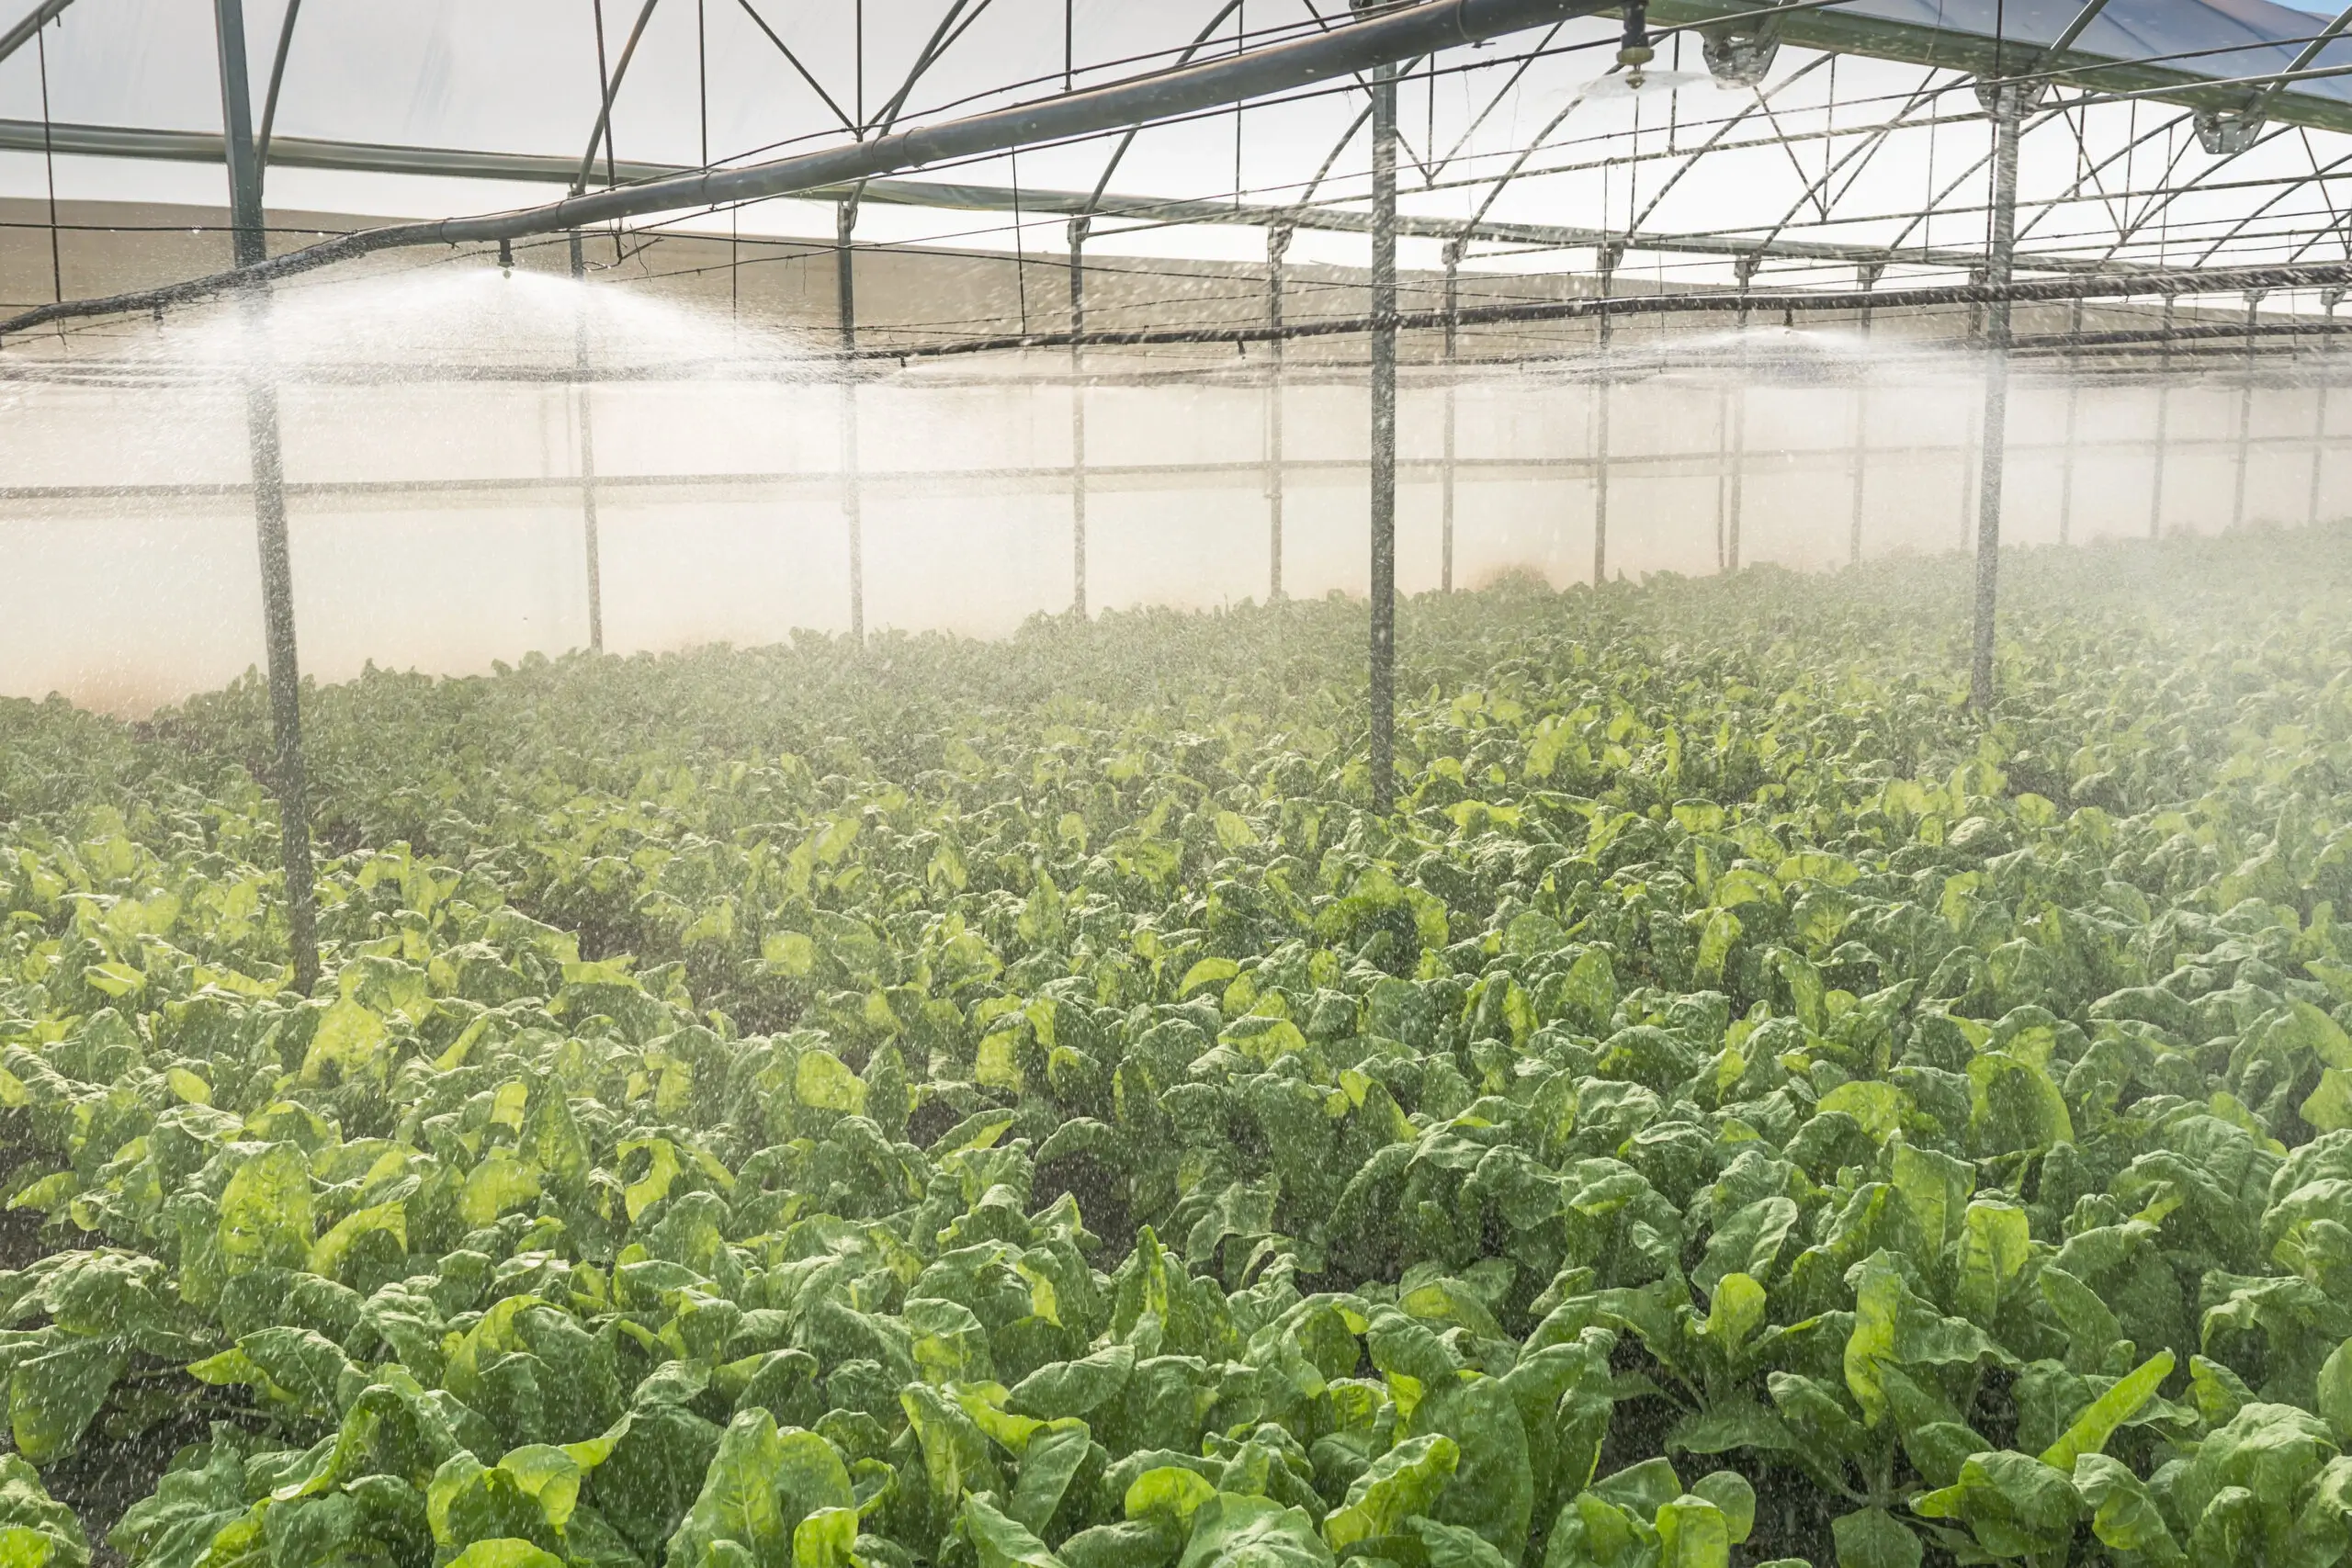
[859,257,2352,361]
[0,0,76,73]
[0,0,1615,337]
[214,0,316,994]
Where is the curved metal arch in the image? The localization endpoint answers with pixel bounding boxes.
[2194,141,2352,265]
[575,0,663,194]
[2285,130,2352,262]
[1619,51,1833,243]
[1870,88,2116,265]
[2010,98,2194,247]
[2092,116,2300,265]
[869,0,995,135]
[1747,69,1950,268]
[254,0,301,179]
[1083,0,1247,217]
[1281,100,1377,225]
[1860,80,2037,261]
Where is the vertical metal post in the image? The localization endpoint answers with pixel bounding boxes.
[2149,291,2175,538]
[570,230,605,655]
[215,0,315,992]
[838,198,865,641]
[2233,289,2264,530]
[1721,389,1740,573]
[1849,262,1881,567]
[1267,224,1291,602]
[1593,242,1619,587]
[1969,81,2021,713]
[1726,254,1756,572]
[1368,51,1399,816]
[2059,294,2083,545]
[1069,217,1091,617]
[1441,239,1461,594]
[2312,289,2341,528]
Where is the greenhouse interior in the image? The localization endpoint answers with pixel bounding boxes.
[7,3,2352,1567]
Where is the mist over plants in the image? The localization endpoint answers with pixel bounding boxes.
[5,527,2352,1568]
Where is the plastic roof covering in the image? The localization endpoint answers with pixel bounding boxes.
[4,0,2352,313]
[1683,0,2352,114]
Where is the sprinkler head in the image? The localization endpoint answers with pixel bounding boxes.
[1618,0,1654,86]
[498,238,514,277]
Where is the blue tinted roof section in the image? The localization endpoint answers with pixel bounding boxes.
[1657,0,2352,123]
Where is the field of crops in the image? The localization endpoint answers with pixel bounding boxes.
[6,526,2352,1568]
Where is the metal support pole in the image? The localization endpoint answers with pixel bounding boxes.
[838,198,865,640]
[2233,289,2264,530]
[1442,239,1460,594]
[1849,262,1880,567]
[1721,389,1740,573]
[2312,288,2341,528]
[570,229,605,655]
[215,0,315,992]
[2059,295,2082,546]
[1726,254,1756,573]
[1593,242,1619,587]
[1267,223,1290,602]
[1069,215,1090,617]
[1970,81,2022,712]
[1368,51,1398,816]
[2150,292,2175,538]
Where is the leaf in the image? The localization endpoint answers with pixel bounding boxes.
[0,1455,87,1568]
[1952,1200,2031,1326]
[2040,1349,2175,1471]
[1009,1345,1136,1420]
[1689,1472,1754,1546]
[1123,1469,1216,1530]
[1008,1420,1092,1537]
[443,1542,565,1568]
[795,1052,867,1116]
[962,1495,1064,1568]
[1321,1434,1459,1552]
[1653,1495,1729,1568]
[794,1506,858,1568]
[667,1410,853,1568]
[302,998,390,1085]
[217,1144,312,1277]
[2071,1454,2183,1562]
[1179,1495,1330,1568]
[10,1336,126,1463]
[311,1198,409,1282]
[1967,1051,2074,1156]
[1912,1450,2080,1561]
[1829,1506,1920,1568]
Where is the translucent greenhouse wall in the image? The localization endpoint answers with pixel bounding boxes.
[5,362,2346,715]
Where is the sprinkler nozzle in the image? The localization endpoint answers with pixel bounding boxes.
[498,238,514,277]
[1618,1,1654,86]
